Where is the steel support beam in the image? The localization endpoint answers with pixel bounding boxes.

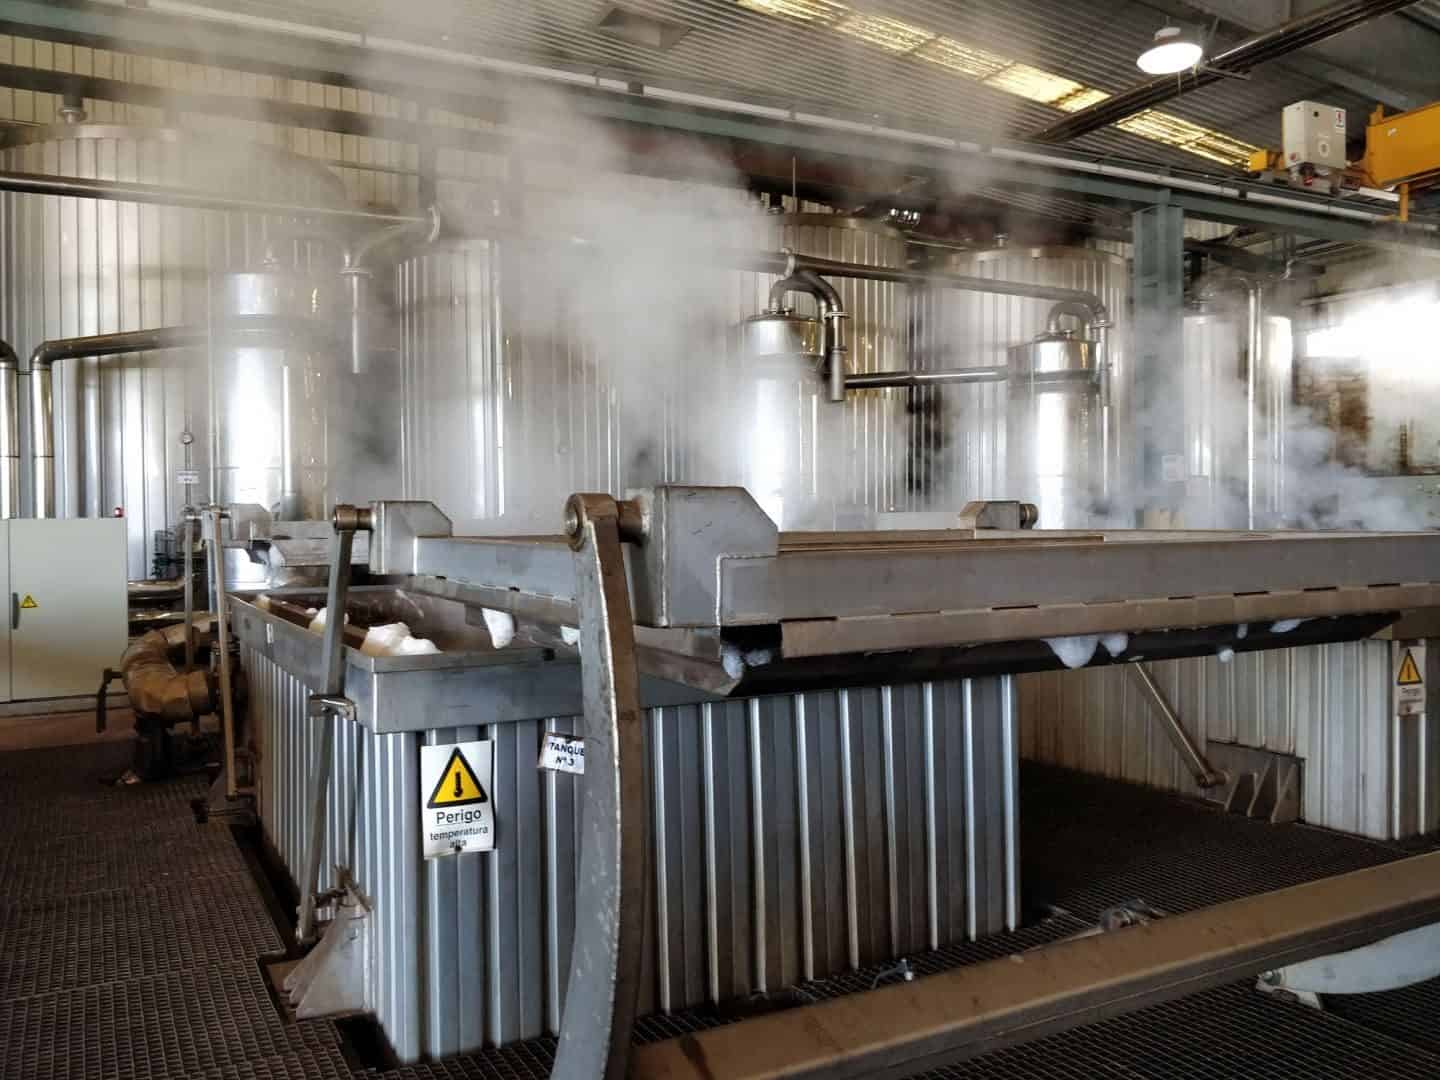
[1033,0,1422,144]
[630,851,1440,1080]
[1132,206,1187,517]
[3,1,1438,249]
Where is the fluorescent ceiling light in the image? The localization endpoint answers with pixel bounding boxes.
[737,0,846,23]
[834,12,934,52]
[1136,25,1203,75]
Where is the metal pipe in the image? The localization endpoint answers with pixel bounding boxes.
[28,328,209,517]
[341,205,441,375]
[0,339,18,519]
[1245,282,1263,531]
[771,251,1112,326]
[769,267,850,403]
[1046,301,1096,337]
[1127,662,1225,789]
[0,167,427,227]
[846,366,1009,389]
[120,617,217,726]
[1033,0,1420,143]
[204,508,240,799]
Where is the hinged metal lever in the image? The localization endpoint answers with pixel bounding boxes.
[297,505,371,946]
[552,493,649,1080]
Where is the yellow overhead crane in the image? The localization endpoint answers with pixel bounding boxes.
[1248,99,1440,220]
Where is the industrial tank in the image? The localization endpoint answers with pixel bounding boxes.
[397,212,910,533]
[732,214,909,528]
[915,245,1129,525]
[1183,310,1293,528]
[0,121,347,576]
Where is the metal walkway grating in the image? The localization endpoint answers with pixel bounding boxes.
[914,981,1440,1079]
[5,739,1440,1080]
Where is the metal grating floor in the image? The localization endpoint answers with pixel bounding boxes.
[5,739,1440,1080]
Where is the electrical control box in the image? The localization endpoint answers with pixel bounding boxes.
[1283,100,1348,171]
[0,519,127,702]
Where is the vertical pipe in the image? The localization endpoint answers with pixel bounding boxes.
[1245,283,1262,531]
[0,343,18,518]
[30,361,53,517]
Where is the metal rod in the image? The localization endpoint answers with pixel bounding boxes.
[296,509,363,944]
[630,850,1440,1079]
[845,366,1010,389]
[182,513,197,736]
[0,167,428,226]
[1127,662,1225,788]
[1033,0,1420,143]
[204,508,240,799]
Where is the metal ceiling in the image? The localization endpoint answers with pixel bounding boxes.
[203,0,1431,172]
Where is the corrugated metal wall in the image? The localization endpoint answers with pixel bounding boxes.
[248,643,1019,1061]
[1018,641,1405,838]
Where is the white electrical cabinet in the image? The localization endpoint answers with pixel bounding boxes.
[1,519,127,702]
[1283,100,1348,170]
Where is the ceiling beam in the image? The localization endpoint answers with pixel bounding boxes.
[1032,0,1421,144]
[0,0,1436,252]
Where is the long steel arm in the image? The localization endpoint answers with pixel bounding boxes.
[552,494,650,1080]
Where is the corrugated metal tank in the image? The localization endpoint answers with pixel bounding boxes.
[909,245,1128,524]
[240,620,1020,1061]
[395,214,908,533]
[1182,311,1293,528]
[0,121,346,576]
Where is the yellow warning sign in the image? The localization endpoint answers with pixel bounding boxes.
[1398,649,1424,687]
[18,595,36,610]
[426,747,488,808]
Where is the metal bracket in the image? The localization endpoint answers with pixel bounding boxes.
[307,693,356,723]
[552,493,649,1080]
[1202,742,1302,824]
[283,881,372,1019]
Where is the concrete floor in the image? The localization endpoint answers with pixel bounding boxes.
[4,717,1440,1080]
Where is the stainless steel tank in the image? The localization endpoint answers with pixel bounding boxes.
[916,245,1129,524]
[0,121,347,576]
[397,213,909,533]
[1006,328,1103,530]
[1183,311,1293,528]
[739,215,910,529]
[212,267,335,520]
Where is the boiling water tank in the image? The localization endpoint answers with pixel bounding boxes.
[918,245,1128,525]
[1182,310,1292,528]
[0,121,347,575]
[397,213,910,532]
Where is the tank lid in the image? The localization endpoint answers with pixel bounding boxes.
[739,310,823,362]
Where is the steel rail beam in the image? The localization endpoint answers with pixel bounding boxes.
[4,1,1438,249]
[630,851,1440,1080]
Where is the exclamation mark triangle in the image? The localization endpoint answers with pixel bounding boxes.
[426,747,488,808]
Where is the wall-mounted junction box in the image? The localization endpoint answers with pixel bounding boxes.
[0,519,127,702]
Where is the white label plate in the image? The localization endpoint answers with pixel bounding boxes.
[538,732,586,775]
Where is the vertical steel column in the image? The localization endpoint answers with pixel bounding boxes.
[296,504,370,943]
[553,493,649,1080]
[1132,206,1186,521]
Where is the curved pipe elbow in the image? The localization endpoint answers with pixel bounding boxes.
[344,204,442,271]
[1047,300,1099,337]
